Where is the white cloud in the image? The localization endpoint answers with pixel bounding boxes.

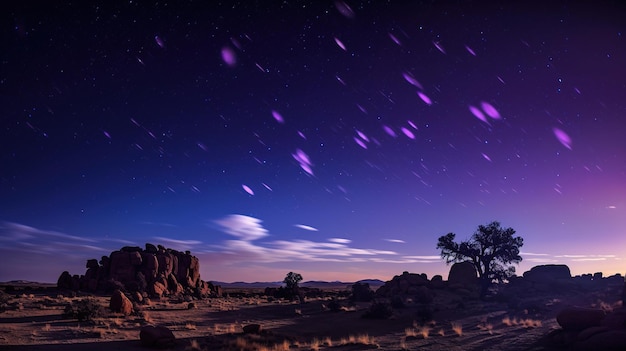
[385,239,406,243]
[525,257,559,263]
[520,252,550,256]
[212,215,399,264]
[403,255,441,260]
[215,214,269,241]
[153,237,203,251]
[294,224,318,231]
[1,221,95,243]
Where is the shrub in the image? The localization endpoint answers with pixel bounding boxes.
[63,298,104,321]
[327,299,342,312]
[362,302,393,319]
[350,282,374,302]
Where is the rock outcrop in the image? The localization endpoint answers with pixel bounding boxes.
[523,264,571,283]
[376,271,429,298]
[57,243,220,298]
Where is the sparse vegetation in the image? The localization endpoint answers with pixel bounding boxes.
[437,221,524,296]
[63,298,104,321]
[283,272,303,290]
[451,322,463,336]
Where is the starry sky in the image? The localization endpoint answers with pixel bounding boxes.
[1,1,625,283]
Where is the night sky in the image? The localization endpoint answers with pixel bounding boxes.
[1,1,625,283]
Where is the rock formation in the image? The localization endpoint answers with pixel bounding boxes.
[375,271,429,298]
[447,261,478,288]
[57,243,220,298]
[523,264,571,283]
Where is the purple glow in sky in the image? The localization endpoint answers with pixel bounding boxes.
[1,1,625,283]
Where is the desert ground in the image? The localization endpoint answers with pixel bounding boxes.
[0,281,622,351]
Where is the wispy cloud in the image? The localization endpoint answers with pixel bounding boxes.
[525,257,559,263]
[521,252,619,264]
[294,224,318,231]
[520,252,550,256]
[385,239,406,243]
[212,214,399,264]
[215,214,268,241]
[328,238,351,244]
[403,255,441,260]
[153,237,202,250]
[0,222,96,243]
[555,254,616,259]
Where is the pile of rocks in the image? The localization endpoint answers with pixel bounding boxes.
[541,306,626,350]
[57,243,221,298]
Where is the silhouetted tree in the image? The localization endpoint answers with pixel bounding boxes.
[436,221,523,295]
[283,272,303,290]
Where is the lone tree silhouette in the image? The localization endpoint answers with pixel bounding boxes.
[436,221,523,295]
[283,272,303,290]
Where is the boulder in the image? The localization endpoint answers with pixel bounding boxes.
[573,330,626,351]
[151,282,167,298]
[602,307,626,330]
[448,261,478,287]
[557,307,605,331]
[145,243,158,253]
[429,275,445,289]
[243,323,262,334]
[86,259,99,269]
[57,271,73,290]
[109,289,133,315]
[140,252,159,282]
[523,264,571,283]
[140,325,175,348]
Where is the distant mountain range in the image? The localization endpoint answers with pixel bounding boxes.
[210,279,386,289]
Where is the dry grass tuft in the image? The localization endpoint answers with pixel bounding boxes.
[309,338,320,351]
[451,322,463,336]
[185,322,197,330]
[521,318,542,328]
[502,316,512,326]
[438,328,445,336]
[340,334,378,346]
[419,326,431,339]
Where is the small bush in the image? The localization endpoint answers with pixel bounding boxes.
[0,290,11,305]
[63,298,104,321]
[362,302,393,319]
[327,299,342,312]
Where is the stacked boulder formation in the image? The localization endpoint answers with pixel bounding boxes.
[57,243,220,298]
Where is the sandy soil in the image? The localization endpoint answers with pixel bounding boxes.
[0,284,621,351]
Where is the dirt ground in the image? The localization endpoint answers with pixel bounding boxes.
[0,283,622,351]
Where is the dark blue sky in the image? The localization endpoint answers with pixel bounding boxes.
[1,1,625,282]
